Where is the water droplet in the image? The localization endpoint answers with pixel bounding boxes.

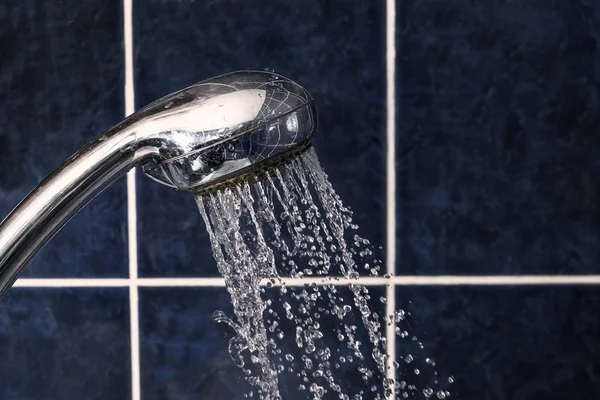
[194,150,438,399]
[309,383,325,397]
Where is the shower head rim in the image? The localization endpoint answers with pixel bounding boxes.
[189,140,312,196]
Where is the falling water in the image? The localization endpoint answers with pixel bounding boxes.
[196,148,451,399]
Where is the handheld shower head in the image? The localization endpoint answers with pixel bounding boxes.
[0,70,317,299]
[136,70,317,192]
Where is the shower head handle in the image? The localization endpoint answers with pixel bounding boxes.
[0,70,317,300]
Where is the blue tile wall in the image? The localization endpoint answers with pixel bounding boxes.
[140,286,388,400]
[395,286,600,399]
[139,287,250,399]
[0,288,131,399]
[397,0,600,275]
[0,0,128,277]
[0,1,599,400]
[133,0,387,277]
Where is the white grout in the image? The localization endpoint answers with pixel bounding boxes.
[138,277,227,287]
[385,0,398,397]
[11,276,388,288]
[14,275,600,288]
[385,0,397,273]
[134,276,390,287]
[123,0,140,399]
[391,275,600,285]
[13,278,130,287]
[265,277,389,287]
[128,281,140,400]
[124,1,135,118]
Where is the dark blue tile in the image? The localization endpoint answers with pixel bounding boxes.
[140,286,390,399]
[134,0,387,276]
[0,287,131,400]
[397,0,600,274]
[0,1,127,277]
[394,286,600,399]
[139,287,248,399]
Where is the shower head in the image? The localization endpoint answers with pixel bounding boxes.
[132,70,317,193]
[0,70,317,299]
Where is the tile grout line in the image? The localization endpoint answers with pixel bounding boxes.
[15,274,600,288]
[385,0,397,397]
[391,275,600,285]
[14,275,600,288]
[123,0,140,399]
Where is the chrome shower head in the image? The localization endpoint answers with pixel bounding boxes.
[0,70,317,299]
[133,70,317,192]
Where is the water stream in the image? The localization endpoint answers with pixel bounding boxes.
[196,149,451,399]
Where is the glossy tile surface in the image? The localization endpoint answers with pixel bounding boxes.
[139,287,249,399]
[0,0,127,277]
[134,0,386,276]
[0,288,131,399]
[139,286,388,399]
[397,0,600,274]
[394,286,600,399]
